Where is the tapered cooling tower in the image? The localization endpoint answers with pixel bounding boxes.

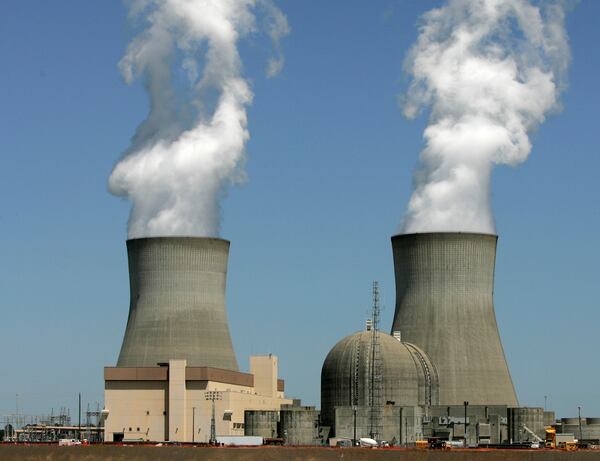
[117,237,238,370]
[391,232,517,406]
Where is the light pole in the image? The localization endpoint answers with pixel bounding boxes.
[192,407,196,443]
[463,401,469,447]
[78,393,81,441]
[399,407,403,447]
[352,406,357,447]
[205,391,222,445]
[578,406,583,442]
[544,395,547,412]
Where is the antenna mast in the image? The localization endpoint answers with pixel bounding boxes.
[369,281,383,440]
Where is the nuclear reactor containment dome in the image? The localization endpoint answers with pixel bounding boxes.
[391,232,517,406]
[320,330,438,430]
[117,237,238,370]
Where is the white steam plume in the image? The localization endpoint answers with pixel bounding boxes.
[401,0,570,234]
[109,0,289,238]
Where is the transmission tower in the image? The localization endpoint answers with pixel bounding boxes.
[368,281,383,440]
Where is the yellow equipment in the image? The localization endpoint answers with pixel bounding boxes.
[545,427,556,448]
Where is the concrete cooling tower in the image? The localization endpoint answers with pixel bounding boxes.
[391,232,517,406]
[116,237,239,370]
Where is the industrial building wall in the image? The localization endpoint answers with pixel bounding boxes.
[244,411,279,438]
[334,406,423,445]
[560,418,600,441]
[391,233,518,406]
[425,405,510,445]
[105,380,292,443]
[186,386,293,443]
[104,380,167,442]
[507,407,545,443]
[105,356,291,443]
[280,407,320,445]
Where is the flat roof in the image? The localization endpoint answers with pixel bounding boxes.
[104,366,284,390]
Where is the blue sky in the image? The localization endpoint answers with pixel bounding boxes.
[0,0,598,421]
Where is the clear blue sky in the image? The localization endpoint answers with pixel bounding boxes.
[1,1,598,420]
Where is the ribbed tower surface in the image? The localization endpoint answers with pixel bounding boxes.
[320,331,438,430]
[391,232,518,406]
[117,237,238,370]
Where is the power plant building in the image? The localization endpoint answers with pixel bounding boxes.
[104,355,291,442]
[321,328,439,435]
[320,232,524,444]
[103,237,292,442]
[101,230,553,446]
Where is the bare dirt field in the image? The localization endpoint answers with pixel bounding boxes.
[1,445,599,461]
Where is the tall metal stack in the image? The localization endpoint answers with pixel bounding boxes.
[391,232,517,406]
[368,281,383,440]
[117,237,238,370]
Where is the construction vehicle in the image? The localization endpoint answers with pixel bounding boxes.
[546,428,578,450]
[545,427,556,448]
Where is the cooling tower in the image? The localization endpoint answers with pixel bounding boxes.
[117,237,239,370]
[391,232,517,406]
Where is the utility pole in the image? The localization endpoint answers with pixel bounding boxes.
[78,393,81,441]
[578,406,583,442]
[351,337,360,446]
[463,401,469,447]
[544,395,547,412]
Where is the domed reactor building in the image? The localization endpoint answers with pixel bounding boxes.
[321,326,438,442]
[320,235,544,447]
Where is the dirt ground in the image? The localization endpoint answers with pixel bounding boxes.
[0,445,599,461]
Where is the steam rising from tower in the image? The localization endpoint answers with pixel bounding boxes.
[401,0,570,233]
[109,0,289,238]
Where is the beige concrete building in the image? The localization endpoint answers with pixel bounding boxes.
[104,355,292,443]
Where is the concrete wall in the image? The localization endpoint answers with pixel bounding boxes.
[334,405,423,445]
[559,417,600,440]
[391,233,518,406]
[507,407,544,443]
[425,405,509,445]
[117,237,238,370]
[244,411,278,438]
[280,406,320,445]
